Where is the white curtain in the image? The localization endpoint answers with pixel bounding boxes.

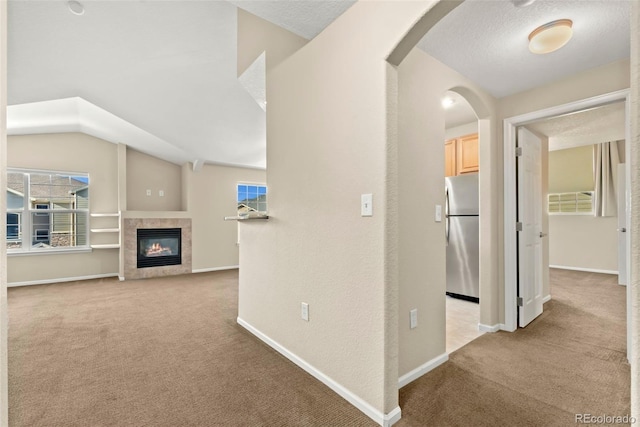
[593,141,621,217]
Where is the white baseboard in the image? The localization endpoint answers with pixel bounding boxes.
[192,265,239,274]
[478,323,501,333]
[383,406,402,427]
[549,265,618,275]
[237,317,400,426]
[8,273,119,287]
[500,324,516,332]
[542,294,551,303]
[397,353,448,388]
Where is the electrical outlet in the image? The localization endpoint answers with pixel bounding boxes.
[159,190,165,197]
[301,302,309,321]
[146,189,152,196]
[410,309,418,329]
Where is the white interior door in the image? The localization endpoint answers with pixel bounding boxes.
[517,127,544,327]
[617,163,627,285]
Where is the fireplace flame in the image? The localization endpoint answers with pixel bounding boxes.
[145,242,173,257]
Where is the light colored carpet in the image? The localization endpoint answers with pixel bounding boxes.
[8,271,374,426]
[397,269,630,426]
[8,268,630,426]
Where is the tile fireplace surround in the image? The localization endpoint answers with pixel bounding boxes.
[123,218,192,280]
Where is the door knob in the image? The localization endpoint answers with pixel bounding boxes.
[618,227,627,232]
[539,232,547,238]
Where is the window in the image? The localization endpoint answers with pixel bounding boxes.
[548,191,594,215]
[6,213,20,241]
[6,169,89,252]
[237,183,267,215]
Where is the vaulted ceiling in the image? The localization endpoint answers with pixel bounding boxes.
[7,0,631,168]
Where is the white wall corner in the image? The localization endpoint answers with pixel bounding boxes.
[237,317,393,426]
[397,353,448,389]
[478,323,501,333]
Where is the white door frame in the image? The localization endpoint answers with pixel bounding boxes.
[503,88,631,334]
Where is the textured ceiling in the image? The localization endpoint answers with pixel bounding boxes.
[526,101,626,151]
[418,0,631,98]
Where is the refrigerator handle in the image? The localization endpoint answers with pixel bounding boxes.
[445,187,450,245]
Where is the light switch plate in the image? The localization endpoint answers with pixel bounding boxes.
[435,205,442,222]
[361,194,373,217]
[146,189,152,196]
[301,302,309,321]
[410,309,418,329]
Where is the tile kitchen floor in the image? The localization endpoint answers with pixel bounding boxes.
[446,295,484,354]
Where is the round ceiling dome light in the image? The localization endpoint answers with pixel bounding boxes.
[528,19,573,54]
[67,0,85,16]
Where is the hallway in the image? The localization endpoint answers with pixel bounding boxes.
[397,269,629,426]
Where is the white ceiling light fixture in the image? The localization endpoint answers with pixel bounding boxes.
[528,19,573,54]
[512,0,537,7]
[67,1,85,16]
[441,97,456,109]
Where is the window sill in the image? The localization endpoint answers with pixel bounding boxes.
[7,247,93,257]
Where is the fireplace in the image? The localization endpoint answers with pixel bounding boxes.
[137,228,182,269]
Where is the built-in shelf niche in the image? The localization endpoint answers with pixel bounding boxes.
[90,212,121,249]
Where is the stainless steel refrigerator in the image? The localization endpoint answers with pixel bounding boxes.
[445,173,479,302]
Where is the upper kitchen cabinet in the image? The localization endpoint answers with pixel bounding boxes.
[445,133,479,176]
[456,134,479,174]
[445,139,457,177]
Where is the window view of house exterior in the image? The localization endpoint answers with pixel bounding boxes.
[237,184,267,215]
[6,170,89,251]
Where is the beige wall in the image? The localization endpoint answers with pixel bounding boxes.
[126,147,182,212]
[499,59,630,118]
[547,145,618,272]
[549,216,618,272]
[239,0,439,418]
[7,133,120,283]
[444,121,478,140]
[548,145,594,193]
[397,48,497,376]
[546,143,618,273]
[182,163,265,271]
[237,8,307,75]
[7,134,262,283]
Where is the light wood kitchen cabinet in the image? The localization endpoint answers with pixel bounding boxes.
[445,133,478,176]
[457,134,479,174]
[445,139,457,177]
